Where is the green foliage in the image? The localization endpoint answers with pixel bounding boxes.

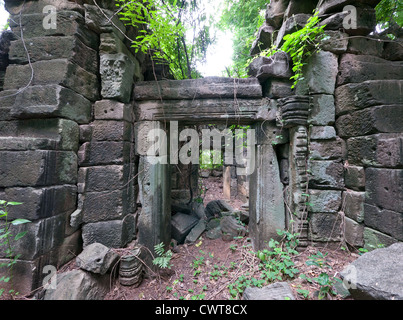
[281,11,326,88]
[256,231,300,283]
[375,0,403,37]
[228,275,265,299]
[199,149,223,170]
[249,11,326,88]
[306,251,331,269]
[313,272,340,300]
[229,229,300,299]
[0,200,30,297]
[116,0,215,79]
[152,242,173,269]
[299,250,344,300]
[218,0,267,77]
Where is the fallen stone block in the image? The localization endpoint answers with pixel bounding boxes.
[205,200,233,220]
[340,243,403,300]
[243,282,295,300]
[220,215,247,241]
[185,220,207,244]
[76,243,120,275]
[43,269,110,300]
[171,213,199,244]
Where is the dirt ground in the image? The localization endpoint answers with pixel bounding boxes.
[104,237,358,301]
[1,177,358,301]
[201,175,245,211]
[103,177,358,301]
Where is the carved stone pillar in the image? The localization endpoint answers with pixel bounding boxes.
[278,96,311,247]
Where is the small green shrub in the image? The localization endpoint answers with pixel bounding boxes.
[152,242,173,269]
[0,200,30,297]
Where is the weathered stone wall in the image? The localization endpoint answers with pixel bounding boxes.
[251,0,403,249]
[0,0,145,295]
[0,0,402,296]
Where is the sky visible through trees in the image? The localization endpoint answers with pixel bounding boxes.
[0,0,402,78]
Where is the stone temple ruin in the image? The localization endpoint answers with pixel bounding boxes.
[0,0,402,297]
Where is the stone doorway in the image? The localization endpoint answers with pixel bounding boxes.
[133,77,288,253]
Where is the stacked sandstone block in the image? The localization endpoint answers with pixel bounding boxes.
[0,0,144,294]
[250,0,403,248]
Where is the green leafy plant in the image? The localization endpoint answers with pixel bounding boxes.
[375,0,403,38]
[0,200,30,297]
[306,251,331,269]
[218,0,268,78]
[313,272,341,300]
[228,230,300,299]
[116,0,214,79]
[253,11,326,88]
[228,275,265,299]
[281,11,326,88]
[296,288,310,299]
[152,242,173,269]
